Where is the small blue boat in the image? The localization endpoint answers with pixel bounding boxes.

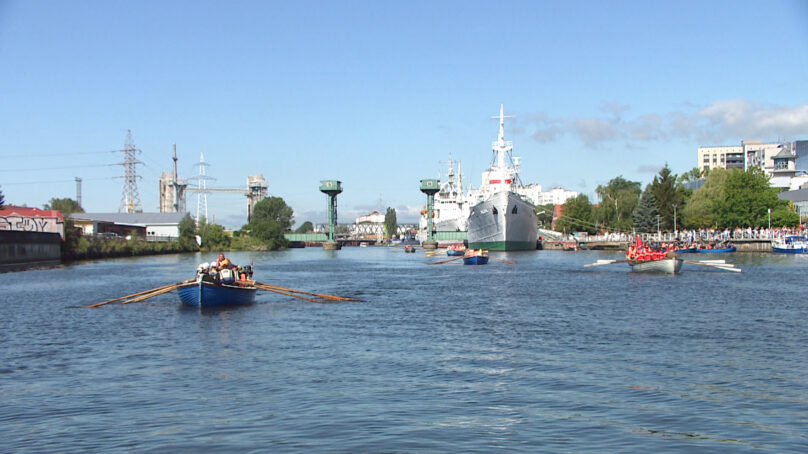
[177,280,257,307]
[446,245,466,256]
[697,246,736,253]
[771,235,807,254]
[463,250,489,265]
[674,247,697,254]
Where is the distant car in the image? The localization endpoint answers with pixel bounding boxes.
[96,232,119,239]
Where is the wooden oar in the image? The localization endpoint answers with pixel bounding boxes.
[119,283,186,304]
[254,284,331,303]
[683,261,741,272]
[489,256,515,264]
[253,282,359,302]
[85,279,194,308]
[429,256,464,265]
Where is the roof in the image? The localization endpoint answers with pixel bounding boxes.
[774,147,796,159]
[0,206,63,220]
[69,212,188,225]
[778,188,808,202]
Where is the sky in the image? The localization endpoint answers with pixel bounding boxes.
[1,0,807,228]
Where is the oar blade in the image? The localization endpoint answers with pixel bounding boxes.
[584,259,620,268]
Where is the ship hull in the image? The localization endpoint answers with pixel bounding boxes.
[467,192,537,251]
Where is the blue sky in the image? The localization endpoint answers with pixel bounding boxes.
[1,0,807,228]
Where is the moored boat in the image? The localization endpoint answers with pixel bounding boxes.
[696,244,736,253]
[771,235,807,254]
[463,249,489,265]
[674,246,697,254]
[446,244,466,256]
[404,244,416,253]
[467,105,537,251]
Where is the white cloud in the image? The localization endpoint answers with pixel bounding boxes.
[522,99,808,147]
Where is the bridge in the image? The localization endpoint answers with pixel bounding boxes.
[284,224,467,246]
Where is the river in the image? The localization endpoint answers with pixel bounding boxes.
[1,248,806,452]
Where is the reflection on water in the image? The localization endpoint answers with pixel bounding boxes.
[1,249,806,452]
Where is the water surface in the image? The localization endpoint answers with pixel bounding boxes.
[1,249,806,452]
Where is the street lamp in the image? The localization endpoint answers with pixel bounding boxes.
[657,214,660,240]
[673,204,678,239]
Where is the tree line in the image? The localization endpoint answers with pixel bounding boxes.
[551,165,801,235]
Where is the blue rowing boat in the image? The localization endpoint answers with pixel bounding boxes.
[177,280,257,307]
[463,250,489,265]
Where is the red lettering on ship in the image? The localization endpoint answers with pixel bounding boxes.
[505,179,512,184]
[489,179,501,184]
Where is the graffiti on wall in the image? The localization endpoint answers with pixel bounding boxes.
[0,214,65,239]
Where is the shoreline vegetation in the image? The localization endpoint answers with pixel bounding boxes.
[10,165,804,263]
[58,197,296,262]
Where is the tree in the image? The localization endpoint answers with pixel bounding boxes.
[0,188,5,209]
[249,218,288,249]
[634,186,658,233]
[771,202,800,227]
[681,168,728,228]
[649,164,684,231]
[42,197,84,255]
[714,167,791,228]
[177,214,198,251]
[383,207,397,239]
[535,203,554,228]
[594,176,641,232]
[44,197,84,214]
[198,220,231,250]
[679,167,703,184]
[251,197,294,231]
[245,197,292,249]
[294,221,314,233]
[555,194,595,234]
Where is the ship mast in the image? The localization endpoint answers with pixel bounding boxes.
[492,104,514,170]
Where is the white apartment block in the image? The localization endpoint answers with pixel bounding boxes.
[697,145,743,172]
[516,184,577,206]
[698,139,808,190]
[699,140,794,174]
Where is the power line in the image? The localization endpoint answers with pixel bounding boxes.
[0,149,128,158]
[1,176,121,185]
[0,163,119,172]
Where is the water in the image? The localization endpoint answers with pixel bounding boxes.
[1,249,807,453]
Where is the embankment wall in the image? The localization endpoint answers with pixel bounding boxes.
[0,231,61,272]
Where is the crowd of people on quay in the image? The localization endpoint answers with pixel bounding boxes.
[567,224,806,243]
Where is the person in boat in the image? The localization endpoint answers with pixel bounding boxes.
[212,253,232,270]
[209,253,238,284]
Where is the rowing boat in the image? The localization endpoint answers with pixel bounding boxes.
[177,279,257,307]
[628,257,683,274]
[463,249,489,265]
